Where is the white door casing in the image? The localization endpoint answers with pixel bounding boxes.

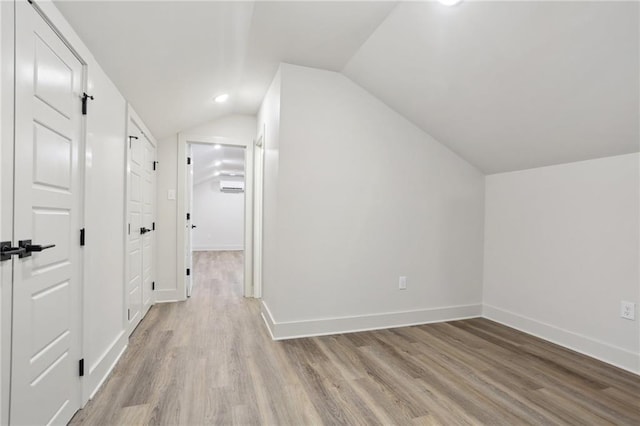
[11,3,84,425]
[186,145,193,297]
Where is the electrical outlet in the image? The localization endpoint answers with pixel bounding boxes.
[620,301,635,320]
[399,276,407,290]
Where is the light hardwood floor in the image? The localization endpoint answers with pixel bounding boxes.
[71,250,640,425]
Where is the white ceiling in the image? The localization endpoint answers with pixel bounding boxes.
[191,143,245,186]
[55,1,638,173]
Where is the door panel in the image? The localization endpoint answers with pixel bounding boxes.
[11,3,83,425]
[141,135,154,314]
[127,122,143,333]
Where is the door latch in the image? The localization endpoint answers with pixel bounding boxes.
[140,227,151,235]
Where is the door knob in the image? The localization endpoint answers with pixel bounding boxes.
[191,225,197,229]
[0,241,26,261]
[18,240,55,258]
[140,227,151,234]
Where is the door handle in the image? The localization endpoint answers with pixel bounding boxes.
[191,225,197,229]
[0,241,26,261]
[140,227,151,234]
[18,240,55,258]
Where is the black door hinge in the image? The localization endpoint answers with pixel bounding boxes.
[128,223,131,235]
[153,161,158,171]
[186,213,190,220]
[152,281,155,291]
[80,228,85,246]
[186,268,190,276]
[128,135,138,148]
[79,359,85,377]
[127,309,130,321]
[81,93,94,115]
[187,157,191,165]
[152,222,155,231]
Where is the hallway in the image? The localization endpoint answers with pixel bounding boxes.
[70,252,640,425]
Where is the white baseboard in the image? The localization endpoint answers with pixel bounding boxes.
[82,331,128,403]
[154,288,184,303]
[261,301,482,340]
[483,304,640,375]
[192,246,243,252]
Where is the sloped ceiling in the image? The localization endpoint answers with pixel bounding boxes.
[54,1,638,173]
[343,1,639,173]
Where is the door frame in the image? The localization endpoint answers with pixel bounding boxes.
[253,128,265,298]
[177,132,255,299]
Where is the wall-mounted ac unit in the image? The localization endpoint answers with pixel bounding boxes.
[220,180,244,193]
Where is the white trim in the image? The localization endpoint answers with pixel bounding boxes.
[192,246,243,252]
[85,332,127,401]
[253,130,265,298]
[261,301,482,340]
[483,304,640,375]
[177,134,254,300]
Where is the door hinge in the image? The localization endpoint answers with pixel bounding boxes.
[152,281,155,291]
[153,161,158,171]
[127,309,130,321]
[80,228,85,246]
[81,93,94,115]
[128,135,138,148]
[79,359,85,377]
[187,157,191,165]
[186,268,190,276]
[152,222,156,231]
[186,213,190,220]
[128,223,131,235]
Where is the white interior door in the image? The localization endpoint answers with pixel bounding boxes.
[186,145,193,297]
[141,134,155,315]
[11,3,83,425]
[127,120,143,333]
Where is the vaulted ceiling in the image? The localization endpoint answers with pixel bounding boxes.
[55,1,638,173]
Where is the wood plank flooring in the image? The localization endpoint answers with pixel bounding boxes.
[70,250,640,425]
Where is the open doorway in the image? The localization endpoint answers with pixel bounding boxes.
[187,143,246,298]
[176,133,255,301]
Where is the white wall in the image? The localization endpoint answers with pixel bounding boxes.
[156,115,256,298]
[484,153,640,373]
[192,180,244,251]
[260,64,485,338]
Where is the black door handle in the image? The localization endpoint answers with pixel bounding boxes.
[1,241,26,261]
[191,225,197,229]
[18,240,55,258]
[140,227,150,234]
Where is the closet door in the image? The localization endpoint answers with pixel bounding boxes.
[11,3,83,425]
[127,120,144,333]
[127,116,155,333]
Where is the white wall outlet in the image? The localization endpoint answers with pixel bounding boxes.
[620,301,635,320]
[399,276,407,290]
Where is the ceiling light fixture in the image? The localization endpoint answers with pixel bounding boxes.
[214,160,222,166]
[213,144,222,150]
[438,0,462,6]
[213,93,229,103]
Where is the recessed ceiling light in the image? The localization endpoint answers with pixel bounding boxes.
[213,94,229,103]
[214,160,222,166]
[214,171,220,176]
[438,0,462,6]
[213,144,222,150]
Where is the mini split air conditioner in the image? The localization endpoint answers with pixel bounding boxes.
[220,180,244,193]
